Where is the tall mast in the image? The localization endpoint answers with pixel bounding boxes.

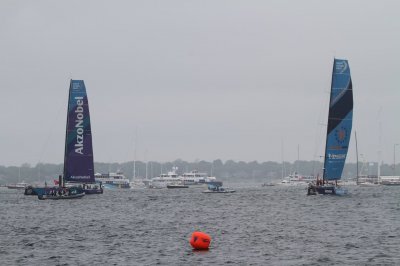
[322,59,336,183]
[281,138,285,179]
[145,149,148,180]
[62,80,73,187]
[297,144,300,174]
[377,108,382,183]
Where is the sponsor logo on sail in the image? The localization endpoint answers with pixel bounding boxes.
[335,60,348,74]
[328,153,346,160]
[70,175,91,180]
[75,96,84,155]
[335,127,348,144]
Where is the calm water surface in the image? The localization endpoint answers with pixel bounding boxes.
[1,184,399,265]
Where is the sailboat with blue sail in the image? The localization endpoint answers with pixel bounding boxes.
[38,80,102,199]
[308,59,353,196]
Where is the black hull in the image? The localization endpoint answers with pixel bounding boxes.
[24,186,38,195]
[84,188,103,194]
[307,184,347,196]
[167,185,189,189]
[38,193,85,200]
[307,185,336,195]
[202,190,235,193]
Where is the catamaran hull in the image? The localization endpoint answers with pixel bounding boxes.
[308,185,348,196]
[334,187,348,195]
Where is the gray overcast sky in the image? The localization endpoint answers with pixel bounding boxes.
[0,0,399,166]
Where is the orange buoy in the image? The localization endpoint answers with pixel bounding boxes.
[190,231,211,250]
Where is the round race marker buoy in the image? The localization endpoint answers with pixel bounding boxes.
[189,231,211,250]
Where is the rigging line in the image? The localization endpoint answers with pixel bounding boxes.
[312,86,330,159]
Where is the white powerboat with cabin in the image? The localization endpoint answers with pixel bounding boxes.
[150,167,182,188]
[279,172,316,186]
[181,170,216,185]
[7,182,29,189]
[380,176,400,186]
[95,171,131,189]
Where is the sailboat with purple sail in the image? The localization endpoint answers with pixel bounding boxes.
[38,80,102,199]
[308,59,353,196]
[63,80,102,194]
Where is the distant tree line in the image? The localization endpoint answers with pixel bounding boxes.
[0,159,398,184]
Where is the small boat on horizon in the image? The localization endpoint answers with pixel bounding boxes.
[357,175,380,186]
[181,170,217,185]
[150,168,219,188]
[95,172,131,189]
[7,182,29,189]
[166,182,189,189]
[261,182,276,187]
[279,172,316,186]
[380,176,400,186]
[150,167,182,188]
[202,181,235,193]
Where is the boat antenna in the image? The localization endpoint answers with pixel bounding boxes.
[296,144,300,174]
[281,138,285,179]
[133,127,138,179]
[355,131,359,185]
[377,107,382,183]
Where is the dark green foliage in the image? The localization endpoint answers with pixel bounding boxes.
[0,160,397,184]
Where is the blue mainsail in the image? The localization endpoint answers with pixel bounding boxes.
[63,80,95,183]
[323,59,353,181]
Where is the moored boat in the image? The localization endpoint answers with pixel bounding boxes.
[167,183,189,189]
[150,167,181,188]
[261,182,276,187]
[279,172,316,186]
[380,176,400,186]
[95,172,130,189]
[181,170,217,185]
[7,182,28,189]
[150,168,218,188]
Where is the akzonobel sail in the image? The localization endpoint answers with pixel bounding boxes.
[63,80,95,183]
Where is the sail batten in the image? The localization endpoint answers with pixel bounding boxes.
[323,59,353,181]
[63,80,95,183]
